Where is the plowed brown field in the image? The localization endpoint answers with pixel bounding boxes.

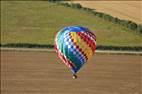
[1,51,141,94]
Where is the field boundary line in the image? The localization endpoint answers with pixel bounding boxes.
[1,47,142,55]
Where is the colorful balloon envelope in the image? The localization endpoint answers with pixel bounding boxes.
[55,26,96,77]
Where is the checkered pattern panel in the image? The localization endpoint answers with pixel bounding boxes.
[64,32,86,65]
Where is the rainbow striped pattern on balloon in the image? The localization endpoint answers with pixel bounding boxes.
[55,26,96,75]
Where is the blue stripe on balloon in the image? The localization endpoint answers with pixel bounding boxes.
[65,42,81,66]
[67,48,83,73]
[64,26,88,32]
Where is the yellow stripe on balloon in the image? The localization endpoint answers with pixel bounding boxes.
[70,32,93,59]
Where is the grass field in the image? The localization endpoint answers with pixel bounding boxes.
[72,1,142,24]
[1,51,141,94]
[1,1,142,46]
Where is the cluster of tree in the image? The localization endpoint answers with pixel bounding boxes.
[48,0,142,34]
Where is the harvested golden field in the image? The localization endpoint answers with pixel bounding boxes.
[72,1,142,23]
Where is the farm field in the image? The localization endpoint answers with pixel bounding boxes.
[72,1,142,24]
[1,1,142,46]
[1,50,141,94]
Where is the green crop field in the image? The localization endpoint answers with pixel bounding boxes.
[1,1,142,46]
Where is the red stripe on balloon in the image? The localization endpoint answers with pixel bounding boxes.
[86,31,96,52]
[77,32,96,53]
[87,31,96,41]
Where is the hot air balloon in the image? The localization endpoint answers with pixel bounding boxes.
[54,26,96,79]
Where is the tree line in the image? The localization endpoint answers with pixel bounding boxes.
[1,43,142,51]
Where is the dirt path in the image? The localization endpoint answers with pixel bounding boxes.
[1,51,141,94]
[72,1,142,23]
